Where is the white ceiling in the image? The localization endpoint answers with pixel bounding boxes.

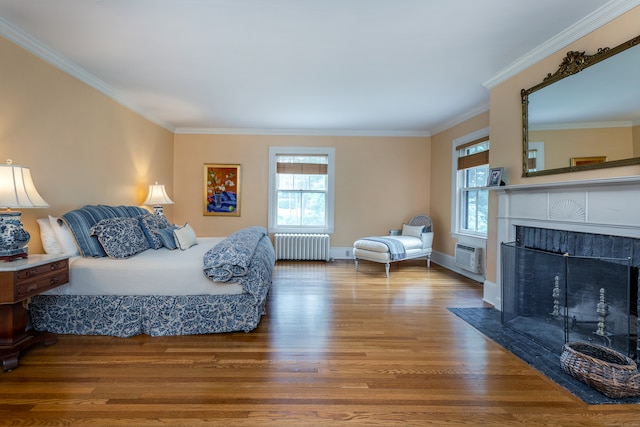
[0,0,635,136]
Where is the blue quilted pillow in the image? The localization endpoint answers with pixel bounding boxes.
[138,214,172,249]
[90,217,150,259]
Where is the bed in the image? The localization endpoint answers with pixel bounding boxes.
[28,205,275,337]
[353,215,433,277]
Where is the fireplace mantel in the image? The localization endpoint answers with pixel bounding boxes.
[495,175,640,238]
[495,175,640,193]
[484,175,640,308]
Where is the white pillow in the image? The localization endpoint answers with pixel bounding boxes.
[37,218,62,254]
[402,224,424,239]
[48,215,80,256]
[173,223,198,250]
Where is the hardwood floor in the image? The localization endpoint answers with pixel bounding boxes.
[1,260,639,426]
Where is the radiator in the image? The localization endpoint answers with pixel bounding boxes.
[454,243,482,274]
[274,233,330,261]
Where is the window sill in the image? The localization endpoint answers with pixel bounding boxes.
[451,232,487,248]
[269,228,334,234]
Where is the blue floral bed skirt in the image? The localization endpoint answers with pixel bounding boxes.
[30,293,268,337]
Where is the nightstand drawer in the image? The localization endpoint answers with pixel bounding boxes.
[15,270,69,299]
[15,259,68,282]
[0,257,69,303]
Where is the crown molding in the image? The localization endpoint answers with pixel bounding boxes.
[429,103,490,136]
[483,0,640,89]
[530,120,633,131]
[0,17,175,132]
[174,127,431,137]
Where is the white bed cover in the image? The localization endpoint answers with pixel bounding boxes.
[43,237,244,296]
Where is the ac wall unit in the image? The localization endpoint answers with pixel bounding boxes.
[454,243,482,274]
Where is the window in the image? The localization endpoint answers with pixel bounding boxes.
[453,134,489,237]
[268,147,335,234]
[527,141,545,172]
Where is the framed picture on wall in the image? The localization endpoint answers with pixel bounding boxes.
[570,156,606,167]
[204,164,241,216]
[487,167,504,187]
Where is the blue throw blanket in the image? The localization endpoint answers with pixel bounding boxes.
[203,226,268,282]
[361,236,406,261]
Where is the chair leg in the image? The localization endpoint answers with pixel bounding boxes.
[385,263,390,278]
[427,255,431,269]
[354,259,359,271]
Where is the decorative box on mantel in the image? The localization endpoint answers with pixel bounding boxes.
[486,175,640,310]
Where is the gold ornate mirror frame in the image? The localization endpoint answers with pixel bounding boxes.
[521,34,640,177]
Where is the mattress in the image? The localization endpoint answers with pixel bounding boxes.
[42,237,244,296]
[354,236,424,252]
[353,247,428,262]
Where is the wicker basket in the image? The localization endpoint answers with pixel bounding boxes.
[560,342,640,398]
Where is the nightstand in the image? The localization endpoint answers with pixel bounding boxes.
[0,254,69,371]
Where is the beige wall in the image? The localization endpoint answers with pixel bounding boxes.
[0,36,174,254]
[430,111,490,257]
[1,32,431,255]
[487,6,640,282]
[4,4,639,269]
[530,127,633,170]
[173,134,430,247]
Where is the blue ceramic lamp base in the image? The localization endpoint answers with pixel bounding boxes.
[0,211,30,261]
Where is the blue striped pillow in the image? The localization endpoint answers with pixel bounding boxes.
[60,205,149,257]
[154,228,178,250]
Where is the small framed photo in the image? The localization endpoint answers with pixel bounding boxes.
[487,167,504,187]
[204,164,241,216]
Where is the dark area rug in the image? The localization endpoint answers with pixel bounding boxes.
[448,307,640,405]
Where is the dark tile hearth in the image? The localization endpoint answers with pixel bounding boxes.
[448,307,640,405]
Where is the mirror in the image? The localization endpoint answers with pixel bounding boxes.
[522,34,640,177]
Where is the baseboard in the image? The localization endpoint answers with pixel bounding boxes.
[431,251,484,283]
[331,247,354,260]
[482,279,500,309]
[333,248,485,283]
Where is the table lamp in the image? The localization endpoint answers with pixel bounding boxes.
[0,160,50,260]
[143,182,174,215]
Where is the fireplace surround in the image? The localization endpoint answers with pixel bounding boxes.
[491,176,640,359]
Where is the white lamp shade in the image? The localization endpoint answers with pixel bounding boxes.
[0,163,49,208]
[143,183,174,206]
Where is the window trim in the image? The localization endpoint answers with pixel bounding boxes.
[451,128,489,241]
[268,146,335,234]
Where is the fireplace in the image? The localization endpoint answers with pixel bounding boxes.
[501,227,636,358]
[491,176,640,360]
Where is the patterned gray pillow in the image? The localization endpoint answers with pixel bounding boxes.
[90,217,150,259]
[138,214,172,249]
